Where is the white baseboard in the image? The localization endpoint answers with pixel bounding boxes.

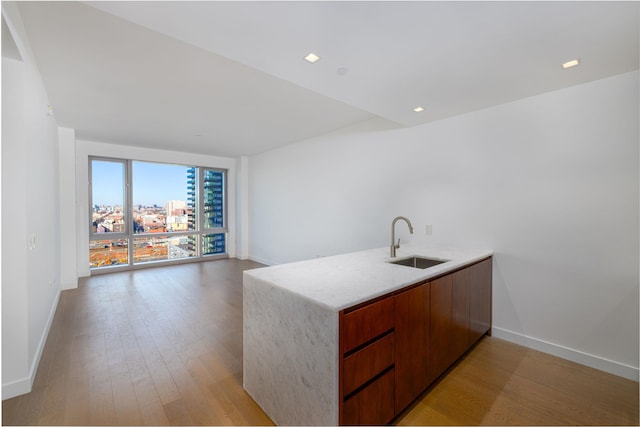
[2,288,61,400]
[248,256,275,266]
[492,326,639,381]
[2,376,31,400]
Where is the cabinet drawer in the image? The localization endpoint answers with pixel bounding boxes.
[342,297,394,353]
[342,368,395,426]
[343,332,395,396]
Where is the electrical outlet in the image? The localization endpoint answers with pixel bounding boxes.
[425,224,433,236]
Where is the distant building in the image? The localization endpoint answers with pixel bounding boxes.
[166,214,189,232]
[166,200,186,215]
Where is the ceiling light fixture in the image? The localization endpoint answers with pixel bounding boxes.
[562,59,580,69]
[304,53,320,63]
[413,106,425,113]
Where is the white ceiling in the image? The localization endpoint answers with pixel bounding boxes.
[15,1,640,157]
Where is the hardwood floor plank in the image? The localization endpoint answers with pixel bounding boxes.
[515,350,638,415]
[396,337,639,426]
[131,376,162,410]
[198,349,242,382]
[162,356,220,425]
[396,403,457,426]
[161,397,196,426]
[8,388,44,426]
[88,369,116,426]
[62,399,90,426]
[500,371,628,425]
[145,328,185,405]
[110,370,144,426]
[214,373,275,426]
[1,397,23,426]
[138,400,171,426]
[3,259,637,426]
[37,371,69,426]
[145,359,182,406]
[184,357,239,425]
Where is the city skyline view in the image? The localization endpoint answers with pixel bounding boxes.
[90,159,226,269]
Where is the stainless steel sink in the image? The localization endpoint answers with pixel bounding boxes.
[390,256,447,269]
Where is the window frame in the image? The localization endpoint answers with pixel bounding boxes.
[88,156,228,271]
[89,157,130,240]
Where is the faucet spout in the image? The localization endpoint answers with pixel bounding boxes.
[391,216,414,258]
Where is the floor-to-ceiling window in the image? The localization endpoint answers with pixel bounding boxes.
[89,157,227,270]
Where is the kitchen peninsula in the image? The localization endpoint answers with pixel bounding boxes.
[243,245,493,425]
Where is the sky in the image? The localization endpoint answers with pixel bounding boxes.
[92,160,191,206]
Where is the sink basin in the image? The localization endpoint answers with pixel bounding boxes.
[390,256,447,269]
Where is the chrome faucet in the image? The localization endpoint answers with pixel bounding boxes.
[391,216,414,257]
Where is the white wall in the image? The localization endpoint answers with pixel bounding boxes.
[2,28,29,401]
[236,155,250,259]
[59,127,77,289]
[249,71,639,380]
[66,139,239,279]
[2,3,61,399]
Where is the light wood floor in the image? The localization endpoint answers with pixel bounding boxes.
[395,337,639,425]
[3,259,638,426]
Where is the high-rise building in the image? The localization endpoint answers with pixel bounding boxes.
[187,167,197,252]
[203,170,225,254]
[185,167,225,255]
[203,170,224,228]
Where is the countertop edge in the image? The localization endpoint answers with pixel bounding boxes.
[244,246,494,312]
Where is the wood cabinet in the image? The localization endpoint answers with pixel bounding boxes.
[342,369,395,425]
[428,274,454,382]
[343,333,395,396]
[429,258,492,383]
[394,282,430,413]
[342,297,394,353]
[452,267,470,360]
[469,258,492,344]
[340,296,396,425]
[339,256,492,425]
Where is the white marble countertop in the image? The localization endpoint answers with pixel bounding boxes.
[243,245,493,311]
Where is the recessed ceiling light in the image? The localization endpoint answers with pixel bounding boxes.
[562,59,580,69]
[304,53,320,63]
[413,106,425,113]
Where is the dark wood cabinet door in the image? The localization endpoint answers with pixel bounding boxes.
[342,297,395,353]
[342,368,395,426]
[469,258,492,344]
[394,283,430,414]
[429,274,453,382]
[451,268,470,360]
[343,333,395,396]
[340,296,396,425]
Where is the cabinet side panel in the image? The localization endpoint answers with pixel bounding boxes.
[243,275,339,425]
